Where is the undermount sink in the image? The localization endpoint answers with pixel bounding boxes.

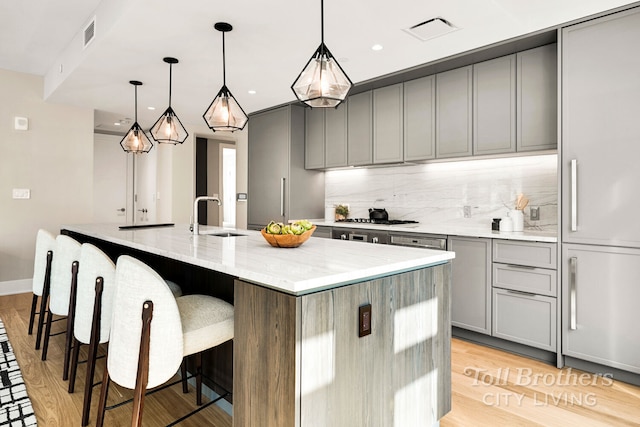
[208,232,247,237]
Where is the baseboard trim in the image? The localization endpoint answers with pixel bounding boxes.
[0,279,31,296]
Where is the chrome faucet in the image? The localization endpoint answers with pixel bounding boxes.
[192,195,222,235]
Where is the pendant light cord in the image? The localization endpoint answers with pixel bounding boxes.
[222,32,227,86]
[134,85,138,122]
[320,0,324,44]
[168,63,173,107]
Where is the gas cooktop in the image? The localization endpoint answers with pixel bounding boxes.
[338,218,419,225]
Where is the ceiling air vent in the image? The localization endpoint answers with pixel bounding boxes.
[403,17,458,42]
[83,17,96,49]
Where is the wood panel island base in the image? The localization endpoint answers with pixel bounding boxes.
[61,224,453,427]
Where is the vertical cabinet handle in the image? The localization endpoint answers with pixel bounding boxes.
[280,177,286,217]
[569,256,577,330]
[571,159,577,231]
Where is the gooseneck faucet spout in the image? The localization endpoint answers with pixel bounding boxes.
[192,195,222,235]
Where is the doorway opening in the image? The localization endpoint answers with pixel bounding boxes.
[195,137,236,228]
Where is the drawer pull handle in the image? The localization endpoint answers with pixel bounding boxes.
[506,289,537,297]
[506,264,536,270]
[570,256,577,330]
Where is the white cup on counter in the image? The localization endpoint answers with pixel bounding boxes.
[511,209,524,232]
[499,216,513,232]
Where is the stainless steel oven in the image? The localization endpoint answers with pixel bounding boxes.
[331,228,390,244]
[389,233,447,250]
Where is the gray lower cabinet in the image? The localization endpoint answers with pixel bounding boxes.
[403,75,436,161]
[448,236,491,334]
[248,105,324,228]
[492,240,557,352]
[473,54,516,155]
[347,91,373,166]
[563,244,640,374]
[313,225,332,239]
[373,83,403,164]
[517,43,557,151]
[436,66,473,158]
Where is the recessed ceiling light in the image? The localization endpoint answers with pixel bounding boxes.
[147,106,155,110]
[248,90,256,95]
[371,44,383,51]
[113,122,121,126]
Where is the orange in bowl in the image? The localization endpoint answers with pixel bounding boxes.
[261,226,316,248]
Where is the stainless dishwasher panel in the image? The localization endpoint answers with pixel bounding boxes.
[389,234,447,250]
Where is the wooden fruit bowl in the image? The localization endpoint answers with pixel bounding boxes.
[261,226,316,248]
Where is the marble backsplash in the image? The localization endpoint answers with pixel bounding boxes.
[325,154,558,231]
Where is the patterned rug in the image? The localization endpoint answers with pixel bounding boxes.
[0,319,37,426]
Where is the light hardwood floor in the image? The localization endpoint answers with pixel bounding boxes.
[2,292,639,426]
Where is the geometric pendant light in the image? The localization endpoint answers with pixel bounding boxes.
[150,57,189,144]
[291,0,353,108]
[202,22,249,132]
[119,81,153,154]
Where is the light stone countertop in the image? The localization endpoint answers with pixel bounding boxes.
[62,223,455,296]
[314,220,558,243]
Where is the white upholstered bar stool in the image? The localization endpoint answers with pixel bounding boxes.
[68,243,116,426]
[96,255,234,427]
[41,234,81,382]
[28,229,56,350]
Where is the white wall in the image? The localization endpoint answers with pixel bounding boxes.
[325,154,558,230]
[0,68,94,290]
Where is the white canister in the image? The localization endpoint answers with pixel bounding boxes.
[511,209,524,232]
[500,217,513,232]
[325,206,335,222]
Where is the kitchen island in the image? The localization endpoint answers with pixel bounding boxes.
[62,223,455,427]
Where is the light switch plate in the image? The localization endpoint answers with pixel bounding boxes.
[12,188,30,199]
[14,117,29,131]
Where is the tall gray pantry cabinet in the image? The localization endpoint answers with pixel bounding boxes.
[561,6,640,376]
[248,105,324,229]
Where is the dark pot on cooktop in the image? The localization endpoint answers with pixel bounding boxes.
[369,208,389,221]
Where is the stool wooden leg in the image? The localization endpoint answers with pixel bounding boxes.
[81,277,104,427]
[41,310,54,361]
[63,261,79,381]
[131,301,153,427]
[195,352,203,406]
[35,250,53,350]
[69,338,81,393]
[181,359,188,393]
[28,294,38,335]
[96,366,111,427]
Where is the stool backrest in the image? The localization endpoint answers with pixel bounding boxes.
[75,243,116,345]
[49,235,82,316]
[110,255,183,389]
[32,229,56,295]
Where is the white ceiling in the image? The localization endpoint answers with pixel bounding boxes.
[1,0,636,134]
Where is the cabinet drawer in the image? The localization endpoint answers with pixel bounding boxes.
[493,240,557,269]
[493,289,556,352]
[493,263,557,296]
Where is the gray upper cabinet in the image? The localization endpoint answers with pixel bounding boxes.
[473,55,516,155]
[517,44,557,151]
[347,91,373,166]
[448,236,492,335]
[562,8,640,248]
[248,105,324,228]
[403,75,436,161]
[325,104,348,168]
[304,108,325,170]
[436,66,473,158]
[304,105,348,170]
[373,83,403,164]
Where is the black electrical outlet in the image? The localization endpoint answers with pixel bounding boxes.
[359,304,372,337]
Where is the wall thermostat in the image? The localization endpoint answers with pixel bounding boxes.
[14,117,29,131]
